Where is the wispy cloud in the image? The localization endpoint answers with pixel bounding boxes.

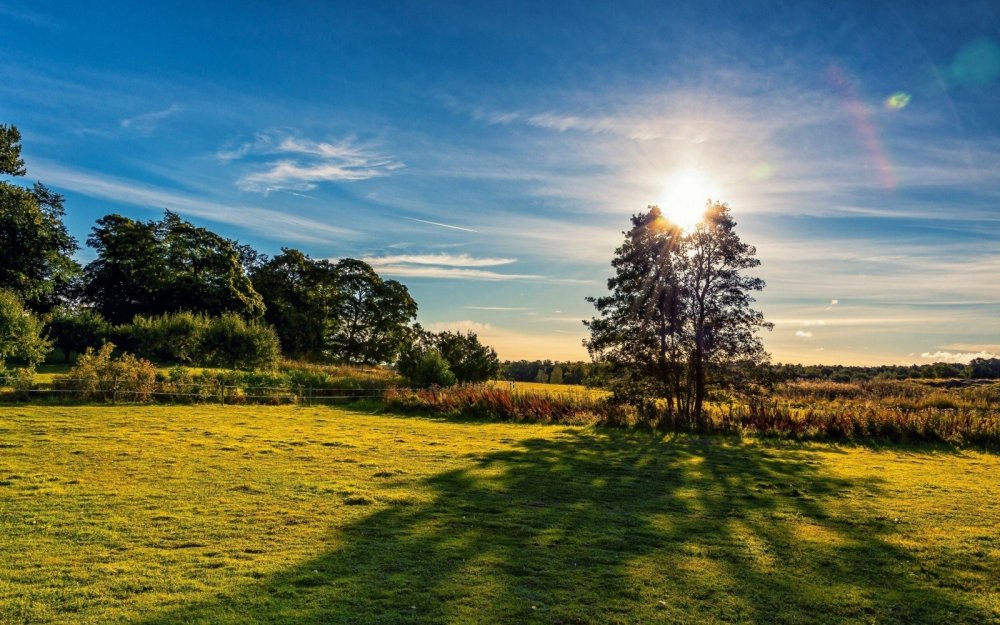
[31,160,356,244]
[361,253,589,283]
[365,264,568,282]
[795,330,814,337]
[219,132,403,193]
[120,104,182,135]
[463,306,529,311]
[364,254,515,267]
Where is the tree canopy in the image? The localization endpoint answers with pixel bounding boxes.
[251,249,340,360]
[83,211,264,324]
[0,125,80,312]
[586,202,771,422]
[325,259,418,365]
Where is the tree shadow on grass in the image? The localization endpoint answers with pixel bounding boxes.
[133,429,993,624]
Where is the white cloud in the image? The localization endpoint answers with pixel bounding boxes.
[920,351,999,363]
[795,330,814,337]
[361,253,590,283]
[120,104,182,134]
[30,160,356,244]
[364,254,515,267]
[220,132,403,192]
[366,264,577,282]
[463,306,529,311]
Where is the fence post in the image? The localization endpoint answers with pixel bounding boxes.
[220,383,225,405]
[306,386,312,406]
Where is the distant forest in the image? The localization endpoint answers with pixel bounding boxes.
[504,358,1000,384]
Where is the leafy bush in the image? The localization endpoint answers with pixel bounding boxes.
[0,289,51,368]
[411,349,457,387]
[56,343,157,402]
[45,307,112,363]
[198,314,281,370]
[126,312,209,363]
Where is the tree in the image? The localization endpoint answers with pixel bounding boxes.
[0,125,81,312]
[0,124,26,176]
[433,331,501,383]
[251,249,339,360]
[586,202,771,423]
[586,206,688,417]
[398,327,500,384]
[325,259,417,365]
[0,289,52,369]
[83,211,264,323]
[683,202,772,421]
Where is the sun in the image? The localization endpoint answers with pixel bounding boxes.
[658,168,720,229]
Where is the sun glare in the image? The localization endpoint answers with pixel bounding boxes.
[658,168,720,229]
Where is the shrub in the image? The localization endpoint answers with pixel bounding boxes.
[45,307,112,363]
[0,289,51,368]
[200,314,281,370]
[126,312,209,364]
[411,349,457,387]
[57,342,157,402]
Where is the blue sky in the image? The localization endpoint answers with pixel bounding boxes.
[2,1,998,364]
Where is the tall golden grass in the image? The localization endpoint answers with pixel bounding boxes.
[385,380,1000,447]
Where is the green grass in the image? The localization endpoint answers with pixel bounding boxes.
[0,405,997,624]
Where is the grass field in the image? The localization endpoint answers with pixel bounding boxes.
[1,405,998,624]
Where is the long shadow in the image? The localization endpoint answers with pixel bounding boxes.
[132,429,993,624]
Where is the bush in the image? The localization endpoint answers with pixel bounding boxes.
[126,312,209,364]
[411,349,457,387]
[56,343,157,402]
[200,314,281,370]
[0,289,51,368]
[45,307,112,362]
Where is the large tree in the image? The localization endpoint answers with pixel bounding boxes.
[0,124,81,312]
[325,259,417,365]
[586,202,771,423]
[83,211,264,324]
[251,248,340,360]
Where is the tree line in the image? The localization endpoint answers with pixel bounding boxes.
[502,360,604,385]
[0,123,497,382]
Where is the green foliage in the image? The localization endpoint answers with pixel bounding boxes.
[251,248,340,360]
[44,307,112,362]
[57,342,157,401]
[325,259,418,365]
[0,139,81,310]
[0,123,27,176]
[83,211,264,324]
[126,311,210,364]
[200,313,281,370]
[434,331,500,382]
[399,328,499,384]
[0,289,51,369]
[504,360,604,385]
[410,349,457,387]
[587,203,771,421]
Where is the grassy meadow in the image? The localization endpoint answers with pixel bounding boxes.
[1,404,998,624]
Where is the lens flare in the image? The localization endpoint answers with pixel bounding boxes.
[885,92,911,110]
